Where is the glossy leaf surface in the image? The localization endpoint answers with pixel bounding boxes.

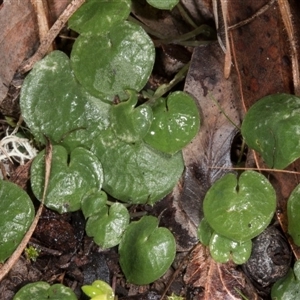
[82,280,114,300]
[288,183,300,246]
[144,92,200,154]
[91,128,184,204]
[146,0,179,10]
[197,218,213,246]
[71,21,155,100]
[0,181,34,262]
[68,0,131,34]
[85,203,129,248]
[31,145,103,213]
[119,216,176,285]
[110,91,153,143]
[20,50,110,152]
[241,93,300,169]
[209,232,252,264]
[81,190,107,218]
[203,171,276,241]
[13,282,77,300]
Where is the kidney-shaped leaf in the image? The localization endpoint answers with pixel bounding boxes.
[85,202,129,249]
[13,282,77,300]
[81,190,108,219]
[71,21,155,100]
[203,171,276,242]
[91,128,184,204]
[146,0,179,10]
[68,0,131,34]
[144,91,200,154]
[31,145,103,214]
[20,50,110,152]
[110,90,153,143]
[119,216,176,285]
[288,183,300,246]
[241,93,300,169]
[209,232,252,265]
[0,180,34,262]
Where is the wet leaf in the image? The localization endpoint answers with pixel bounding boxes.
[91,127,184,204]
[68,0,131,34]
[71,21,155,100]
[209,232,252,264]
[144,91,200,154]
[20,50,110,152]
[288,183,300,246]
[241,93,300,169]
[31,145,103,214]
[146,0,179,10]
[0,180,34,262]
[110,90,153,143]
[119,216,176,285]
[13,282,77,300]
[203,171,276,242]
[85,203,129,249]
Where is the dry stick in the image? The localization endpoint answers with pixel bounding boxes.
[31,0,53,52]
[277,0,300,96]
[209,166,300,175]
[228,0,277,31]
[19,0,86,74]
[0,140,52,281]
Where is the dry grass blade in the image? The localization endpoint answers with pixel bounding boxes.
[0,139,52,281]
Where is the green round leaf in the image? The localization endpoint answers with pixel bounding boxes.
[0,181,34,262]
[144,92,200,154]
[13,282,77,300]
[209,232,252,264]
[146,0,179,10]
[85,203,130,248]
[288,183,300,246]
[31,145,103,214]
[241,93,300,169]
[81,190,108,218]
[110,90,153,143]
[71,21,155,100]
[91,128,184,204]
[82,280,114,299]
[20,50,110,152]
[203,171,276,242]
[271,267,300,300]
[197,218,213,246]
[68,0,131,34]
[119,216,176,285]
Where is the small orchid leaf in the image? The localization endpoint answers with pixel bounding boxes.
[146,0,179,10]
[203,171,276,242]
[82,280,114,300]
[144,92,200,154]
[110,90,153,143]
[71,21,155,100]
[85,202,129,248]
[241,93,300,169]
[271,262,300,300]
[197,218,214,246]
[0,181,34,263]
[119,216,176,285]
[209,232,252,264]
[13,282,77,300]
[91,127,184,204]
[81,190,108,219]
[68,0,131,34]
[31,145,103,214]
[287,183,300,246]
[20,50,110,152]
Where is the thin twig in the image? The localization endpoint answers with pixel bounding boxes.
[19,0,86,74]
[209,166,300,175]
[0,140,52,281]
